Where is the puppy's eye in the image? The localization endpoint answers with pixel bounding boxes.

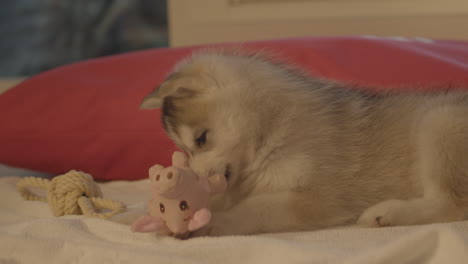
[179,200,189,211]
[195,130,208,147]
[160,203,165,213]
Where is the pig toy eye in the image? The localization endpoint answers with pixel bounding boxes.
[160,203,165,213]
[179,200,188,211]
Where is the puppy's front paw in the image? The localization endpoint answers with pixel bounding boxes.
[357,199,408,227]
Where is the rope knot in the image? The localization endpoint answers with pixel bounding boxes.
[48,170,103,216]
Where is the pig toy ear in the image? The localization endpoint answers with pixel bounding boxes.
[187,208,212,231]
[172,151,189,168]
[131,215,165,233]
[208,174,228,194]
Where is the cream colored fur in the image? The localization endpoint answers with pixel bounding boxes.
[140,50,468,237]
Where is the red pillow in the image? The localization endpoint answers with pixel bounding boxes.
[1,36,468,181]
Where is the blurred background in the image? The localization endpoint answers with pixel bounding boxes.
[1,0,467,78]
[0,0,168,77]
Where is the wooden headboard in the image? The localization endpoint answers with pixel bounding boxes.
[0,79,23,95]
[168,0,468,47]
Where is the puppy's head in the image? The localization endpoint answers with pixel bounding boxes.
[141,51,267,188]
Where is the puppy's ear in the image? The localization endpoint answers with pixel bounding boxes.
[140,85,196,109]
[140,89,164,109]
[140,72,198,109]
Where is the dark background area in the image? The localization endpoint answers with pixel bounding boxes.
[0,0,168,77]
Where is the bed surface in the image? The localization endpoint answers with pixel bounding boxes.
[1,174,468,264]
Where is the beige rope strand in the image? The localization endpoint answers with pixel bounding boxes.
[16,177,50,202]
[78,197,125,219]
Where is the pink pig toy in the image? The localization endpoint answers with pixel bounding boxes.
[131,151,227,236]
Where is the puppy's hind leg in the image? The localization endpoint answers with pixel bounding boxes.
[358,106,468,227]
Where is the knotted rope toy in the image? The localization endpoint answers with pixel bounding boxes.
[16,170,125,219]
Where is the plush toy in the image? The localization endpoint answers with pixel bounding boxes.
[131,151,227,236]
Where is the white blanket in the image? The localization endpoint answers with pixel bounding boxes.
[1,175,468,264]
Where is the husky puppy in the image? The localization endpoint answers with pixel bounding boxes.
[140,50,468,237]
